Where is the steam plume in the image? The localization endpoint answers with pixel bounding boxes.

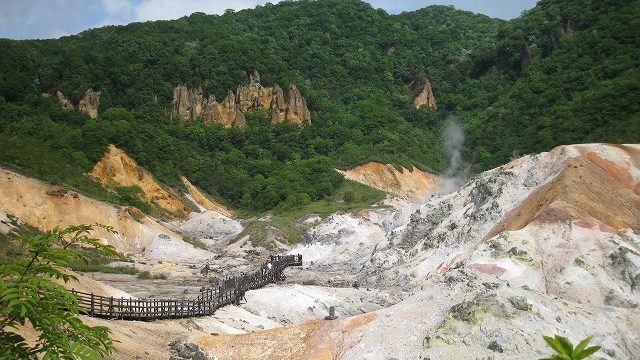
[440,120,465,193]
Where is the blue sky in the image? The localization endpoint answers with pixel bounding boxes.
[0,0,537,40]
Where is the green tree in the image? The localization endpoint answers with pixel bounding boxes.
[0,225,116,359]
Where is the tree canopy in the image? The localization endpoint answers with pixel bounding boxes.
[0,0,637,212]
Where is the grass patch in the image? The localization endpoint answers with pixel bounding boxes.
[182,236,208,250]
[236,180,386,246]
[137,271,167,280]
[66,246,139,274]
[70,263,139,274]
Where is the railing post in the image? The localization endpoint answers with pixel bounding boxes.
[90,293,94,317]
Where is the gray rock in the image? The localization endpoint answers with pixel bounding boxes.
[509,296,532,311]
[487,340,503,353]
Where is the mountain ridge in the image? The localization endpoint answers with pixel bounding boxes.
[0,0,637,214]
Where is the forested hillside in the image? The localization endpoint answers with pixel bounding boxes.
[0,0,637,213]
[456,0,640,169]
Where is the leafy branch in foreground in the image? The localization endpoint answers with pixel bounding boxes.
[540,335,601,360]
[0,224,117,359]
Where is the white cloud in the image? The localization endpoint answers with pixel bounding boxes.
[102,0,134,14]
[0,0,537,39]
[367,0,537,19]
[0,0,86,39]
[130,0,269,22]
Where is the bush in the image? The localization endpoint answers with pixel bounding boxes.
[540,335,601,360]
[343,190,355,204]
[137,271,152,279]
[137,271,167,280]
[0,225,115,359]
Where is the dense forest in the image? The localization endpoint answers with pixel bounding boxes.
[0,0,638,213]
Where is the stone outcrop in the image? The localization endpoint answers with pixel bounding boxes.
[548,30,559,52]
[78,89,101,119]
[90,144,189,216]
[270,85,287,123]
[52,89,101,118]
[56,90,75,111]
[411,79,437,110]
[565,18,577,34]
[172,71,311,126]
[284,84,311,124]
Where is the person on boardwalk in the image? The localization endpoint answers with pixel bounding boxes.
[200,264,210,276]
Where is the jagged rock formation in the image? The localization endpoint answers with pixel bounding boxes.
[549,19,577,53]
[172,85,204,120]
[90,144,189,216]
[548,30,560,52]
[565,18,577,34]
[52,89,101,118]
[55,90,75,111]
[78,89,101,118]
[411,78,437,109]
[336,162,441,202]
[172,71,311,126]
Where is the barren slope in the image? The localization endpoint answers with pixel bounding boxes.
[0,167,179,254]
[180,176,234,217]
[224,144,640,359]
[90,144,189,216]
[337,162,441,202]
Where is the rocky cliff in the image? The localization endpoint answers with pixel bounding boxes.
[52,89,101,118]
[78,89,101,118]
[172,71,311,126]
[55,90,75,111]
[411,78,438,109]
[337,162,441,202]
[89,144,189,216]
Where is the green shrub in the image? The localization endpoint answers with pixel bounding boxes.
[71,263,139,275]
[137,271,167,280]
[0,225,115,359]
[137,271,152,279]
[540,335,600,360]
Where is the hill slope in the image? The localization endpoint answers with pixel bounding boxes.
[0,0,638,214]
[273,143,640,359]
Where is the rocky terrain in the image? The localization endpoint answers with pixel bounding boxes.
[3,143,639,359]
[410,78,438,110]
[46,88,101,118]
[196,144,640,359]
[172,70,311,126]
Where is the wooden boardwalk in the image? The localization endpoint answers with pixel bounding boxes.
[71,254,302,321]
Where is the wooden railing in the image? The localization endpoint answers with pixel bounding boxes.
[71,254,302,321]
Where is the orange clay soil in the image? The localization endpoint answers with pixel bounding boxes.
[337,162,441,202]
[197,313,377,360]
[90,144,189,216]
[485,150,640,241]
